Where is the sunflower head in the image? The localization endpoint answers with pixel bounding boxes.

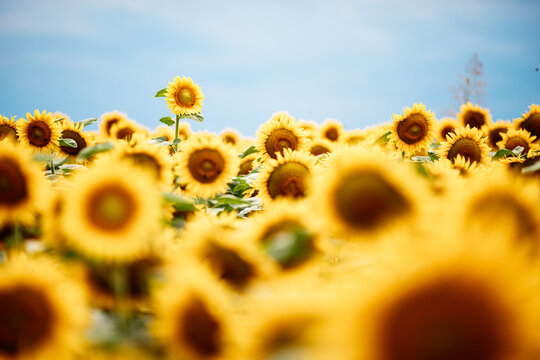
[58,119,93,159]
[514,104,540,140]
[16,110,62,153]
[165,76,204,116]
[0,115,19,143]
[255,149,316,204]
[436,117,460,143]
[110,120,146,142]
[438,125,490,165]
[256,112,308,160]
[390,103,436,155]
[308,137,335,157]
[343,129,368,146]
[319,119,344,143]
[457,102,492,129]
[297,119,317,139]
[220,128,241,147]
[99,111,129,137]
[484,120,511,150]
[497,128,537,154]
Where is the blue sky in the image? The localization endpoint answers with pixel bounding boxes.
[1,0,539,136]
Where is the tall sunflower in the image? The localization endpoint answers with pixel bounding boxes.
[390,103,436,155]
[255,112,309,160]
[254,149,316,204]
[483,120,511,150]
[61,159,162,262]
[0,142,48,227]
[58,119,93,160]
[175,132,239,198]
[0,115,19,143]
[16,110,62,153]
[457,102,492,129]
[514,104,540,141]
[497,128,537,154]
[438,125,490,165]
[165,76,204,116]
[0,255,88,360]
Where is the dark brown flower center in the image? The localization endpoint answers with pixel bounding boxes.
[505,137,529,153]
[334,171,410,230]
[176,88,195,107]
[0,157,28,206]
[463,110,486,129]
[178,295,222,357]
[325,128,339,141]
[396,114,428,145]
[127,153,161,179]
[519,113,540,139]
[238,158,254,175]
[265,129,299,159]
[267,162,309,199]
[487,127,508,149]
[27,121,52,147]
[0,125,17,142]
[188,149,225,183]
[60,129,87,156]
[87,185,136,231]
[310,144,330,156]
[377,277,512,360]
[115,127,134,141]
[202,242,255,289]
[223,136,236,145]
[104,118,119,136]
[0,285,54,356]
[440,126,457,141]
[447,138,482,164]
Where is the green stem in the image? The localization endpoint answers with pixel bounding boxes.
[50,160,55,175]
[174,114,180,152]
[112,265,128,314]
[9,222,23,248]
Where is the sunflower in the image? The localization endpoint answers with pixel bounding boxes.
[152,263,237,360]
[343,129,368,146]
[457,102,492,129]
[152,125,175,142]
[313,146,423,239]
[16,109,62,153]
[255,112,309,160]
[0,142,48,227]
[318,118,344,143]
[436,117,461,142]
[497,128,537,154]
[390,103,436,155]
[308,137,336,157]
[61,159,162,262]
[438,125,490,165]
[99,111,129,137]
[451,154,483,176]
[177,121,192,140]
[57,119,93,160]
[297,119,317,139]
[175,132,239,198]
[0,255,88,360]
[337,242,540,360]
[514,103,540,141]
[0,115,19,143]
[165,76,204,116]
[483,120,511,150]
[255,149,316,204]
[110,120,146,142]
[220,129,241,147]
[237,152,258,176]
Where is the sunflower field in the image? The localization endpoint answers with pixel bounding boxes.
[1,75,540,360]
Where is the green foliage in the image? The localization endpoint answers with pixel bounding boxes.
[492,146,524,160]
[154,88,167,97]
[162,192,197,211]
[375,131,392,144]
[263,226,313,268]
[76,118,98,128]
[159,116,175,126]
[77,142,114,162]
[59,138,78,148]
[185,113,204,123]
[239,145,257,159]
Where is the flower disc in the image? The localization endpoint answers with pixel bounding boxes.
[16,110,61,153]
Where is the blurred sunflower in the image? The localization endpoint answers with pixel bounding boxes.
[0,115,19,143]
[152,125,175,142]
[152,265,236,360]
[61,159,161,262]
[297,119,317,139]
[457,102,492,129]
[99,111,129,137]
[483,120,511,150]
[0,255,88,360]
[436,117,460,143]
[110,120,145,142]
[255,112,308,160]
[390,103,436,155]
[16,110,62,153]
[308,137,335,157]
[451,154,482,177]
[0,142,48,227]
[220,129,241,147]
[343,129,368,146]
[58,119,93,160]
[175,132,239,198]
[318,119,343,143]
[313,146,422,239]
[237,152,258,176]
[165,76,204,116]
[497,128,537,154]
[514,104,540,141]
[438,125,490,165]
[255,149,316,204]
[176,121,192,140]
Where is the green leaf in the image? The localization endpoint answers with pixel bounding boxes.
[162,192,197,211]
[54,117,65,123]
[522,160,540,174]
[76,118,98,128]
[33,153,55,163]
[59,138,78,148]
[211,194,251,206]
[512,146,525,157]
[263,226,313,267]
[155,88,167,97]
[172,138,182,145]
[492,148,515,160]
[77,142,114,161]
[148,137,173,146]
[428,151,440,161]
[411,156,433,163]
[59,164,85,173]
[375,131,392,144]
[239,145,257,159]
[159,117,175,126]
[185,113,204,123]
